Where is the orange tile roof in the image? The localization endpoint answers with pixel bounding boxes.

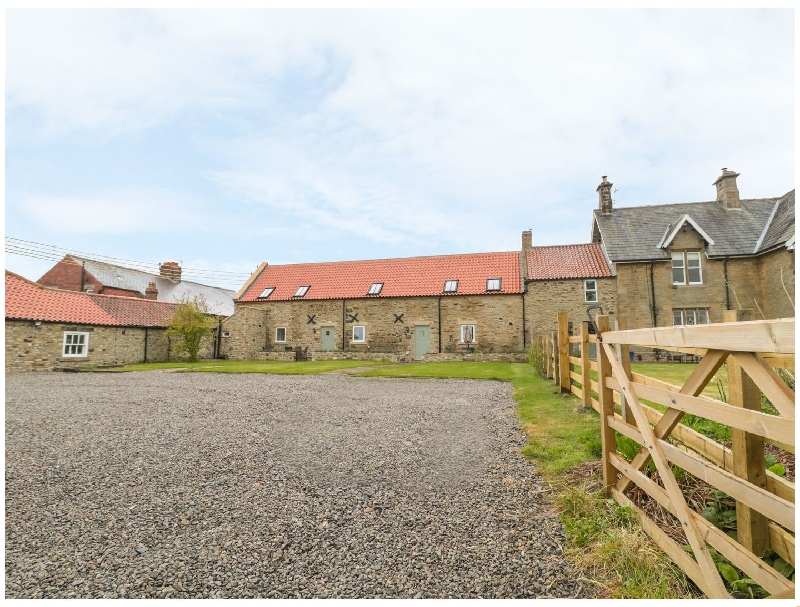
[5,271,181,327]
[239,252,523,302]
[526,244,613,280]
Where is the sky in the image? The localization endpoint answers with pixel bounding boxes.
[4,9,795,291]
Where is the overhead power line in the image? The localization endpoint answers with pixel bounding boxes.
[5,237,253,288]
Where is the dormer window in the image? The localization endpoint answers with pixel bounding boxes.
[258,287,275,299]
[293,285,310,297]
[443,280,458,293]
[367,283,383,295]
[486,278,501,292]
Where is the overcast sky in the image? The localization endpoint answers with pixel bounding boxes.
[4,9,795,290]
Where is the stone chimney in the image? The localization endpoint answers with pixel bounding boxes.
[597,176,613,215]
[145,281,159,300]
[714,168,741,209]
[521,229,533,251]
[159,262,182,282]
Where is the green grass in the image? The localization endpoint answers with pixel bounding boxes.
[82,359,392,374]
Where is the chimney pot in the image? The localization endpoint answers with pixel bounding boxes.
[597,175,614,215]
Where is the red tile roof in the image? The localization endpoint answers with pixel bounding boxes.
[526,244,613,280]
[5,271,181,327]
[239,252,523,302]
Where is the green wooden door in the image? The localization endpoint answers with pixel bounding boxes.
[321,326,335,351]
[413,325,430,360]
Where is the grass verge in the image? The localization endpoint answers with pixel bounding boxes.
[81,359,393,374]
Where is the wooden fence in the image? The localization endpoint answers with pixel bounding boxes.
[541,311,795,599]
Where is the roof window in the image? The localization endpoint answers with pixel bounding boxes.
[367,282,383,295]
[443,280,458,293]
[258,287,275,299]
[486,278,502,292]
[293,285,310,298]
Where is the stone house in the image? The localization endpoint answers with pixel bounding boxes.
[37,255,235,316]
[591,169,794,343]
[5,271,216,372]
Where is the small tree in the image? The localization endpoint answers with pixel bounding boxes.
[166,295,215,362]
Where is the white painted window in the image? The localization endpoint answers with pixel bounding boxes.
[584,279,598,302]
[368,283,383,295]
[443,280,458,293]
[275,327,287,342]
[460,324,476,343]
[672,309,710,326]
[63,331,89,357]
[486,278,501,292]
[672,251,702,285]
[258,287,275,299]
[293,285,310,297]
[352,326,366,343]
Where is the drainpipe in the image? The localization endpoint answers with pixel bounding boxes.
[216,316,223,359]
[649,263,658,327]
[143,327,148,363]
[724,257,731,310]
[342,299,346,350]
[80,261,85,292]
[438,296,442,353]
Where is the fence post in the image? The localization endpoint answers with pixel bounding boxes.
[595,315,618,493]
[558,312,570,393]
[551,330,558,383]
[724,309,768,556]
[580,321,592,409]
[615,317,633,423]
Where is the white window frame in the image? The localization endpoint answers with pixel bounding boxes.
[293,285,310,297]
[672,309,710,326]
[584,279,598,303]
[460,324,476,344]
[486,278,501,292]
[275,327,287,343]
[258,287,275,299]
[367,282,383,295]
[352,325,366,343]
[443,280,458,293]
[672,251,703,285]
[63,331,89,358]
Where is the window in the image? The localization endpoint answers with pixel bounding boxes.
[584,279,598,302]
[673,309,710,326]
[486,278,501,291]
[258,287,275,299]
[367,283,383,295]
[63,331,89,357]
[443,280,459,293]
[460,324,476,343]
[293,285,310,297]
[275,327,287,342]
[352,326,365,343]
[672,251,703,285]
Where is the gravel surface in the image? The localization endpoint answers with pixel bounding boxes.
[5,372,590,599]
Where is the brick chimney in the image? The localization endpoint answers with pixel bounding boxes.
[145,281,159,300]
[159,261,182,282]
[597,176,613,215]
[521,229,533,251]
[714,168,741,209]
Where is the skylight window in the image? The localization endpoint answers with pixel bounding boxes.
[486,278,502,291]
[293,285,310,297]
[258,287,275,299]
[368,282,383,295]
[443,280,459,293]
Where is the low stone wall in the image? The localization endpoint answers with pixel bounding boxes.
[422,352,528,363]
[310,352,406,362]
[254,352,297,362]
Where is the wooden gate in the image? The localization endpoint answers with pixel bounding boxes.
[591,314,795,598]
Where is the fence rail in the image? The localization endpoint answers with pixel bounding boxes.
[540,311,795,599]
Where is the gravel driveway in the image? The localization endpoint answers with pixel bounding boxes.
[5,372,589,599]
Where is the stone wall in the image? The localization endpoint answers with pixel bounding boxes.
[6,320,216,372]
[759,248,795,320]
[220,294,526,360]
[524,277,616,341]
